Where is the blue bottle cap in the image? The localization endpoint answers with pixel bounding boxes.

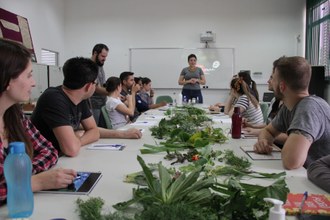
[9,142,26,154]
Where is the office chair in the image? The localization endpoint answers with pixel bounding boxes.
[259,102,269,123]
[100,106,112,129]
[155,95,173,104]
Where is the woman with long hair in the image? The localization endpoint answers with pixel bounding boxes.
[0,39,76,205]
[238,70,259,101]
[225,78,264,125]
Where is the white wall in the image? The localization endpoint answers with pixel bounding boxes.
[1,0,306,104]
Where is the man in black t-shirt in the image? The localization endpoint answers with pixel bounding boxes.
[31,57,142,157]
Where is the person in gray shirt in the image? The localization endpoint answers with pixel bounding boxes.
[254,56,330,170]
[307,155,330,193]
[90,43,109,125]
[178,54,206,103]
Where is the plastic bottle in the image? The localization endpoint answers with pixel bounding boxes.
[4,142,34,218]
[263,198,285,220]
[231,107,242,139]
[183,95,187,105]
[177,93,183,106]
[173,92,177,107]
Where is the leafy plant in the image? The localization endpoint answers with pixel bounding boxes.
[135,203,218,220]
[114,156,215,210]
[211,177,289,220]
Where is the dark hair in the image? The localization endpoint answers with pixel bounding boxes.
[105,76,121,93]
[119,71,134,83]
[62,57,98,89]
[272,56,286,72]
[238,70,259,101]
[0,39,33,157]
[230,78,259,108]
[92,43,109,55]
[188,54,197,62]
[142,77,151,85]
[134,77,142,84]
[276,56,311,91]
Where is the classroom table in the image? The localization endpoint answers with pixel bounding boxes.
[0,106,327,220]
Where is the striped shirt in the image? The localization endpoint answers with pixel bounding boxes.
[235,95,264,125]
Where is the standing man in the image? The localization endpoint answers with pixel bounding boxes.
[254,56,330,170]
[90,43,109,125]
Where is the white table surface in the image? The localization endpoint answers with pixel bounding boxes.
[0,107,327,220]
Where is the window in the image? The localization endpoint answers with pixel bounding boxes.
[41,49,59,66]
[306,0,330,79]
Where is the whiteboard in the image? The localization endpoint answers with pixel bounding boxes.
[129,48,235,89]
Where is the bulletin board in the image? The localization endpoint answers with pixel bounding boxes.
[0,8,37,62]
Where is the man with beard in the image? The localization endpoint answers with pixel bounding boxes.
[242,57,287,147]
[253,56,330,170]
[119,71,140,121]
[90,43,109,125]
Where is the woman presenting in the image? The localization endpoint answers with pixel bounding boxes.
[178,54,206,103]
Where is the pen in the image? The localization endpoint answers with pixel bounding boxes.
[299,191,308,215]
[94,144,123,147]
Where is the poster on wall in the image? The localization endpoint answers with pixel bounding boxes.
[0,8,37,62]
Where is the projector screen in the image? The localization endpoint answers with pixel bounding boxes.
[130,48,235,89]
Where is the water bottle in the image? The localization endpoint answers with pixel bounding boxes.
[4,142,34,218]
[172,92,177,107]
[177,93,183,106]
[231,107,242,139]
[183,95,187,105]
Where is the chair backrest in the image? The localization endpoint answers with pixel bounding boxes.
[262,92,274,103]
[259,102,269,123]
[100,106,112,129]
[155,95,173,104]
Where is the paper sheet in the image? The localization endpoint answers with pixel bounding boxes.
[240,146,281,160]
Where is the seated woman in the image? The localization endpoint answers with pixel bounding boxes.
[238,70,259,101]
[136,77,167,113]
[105,76,135,129]
[225,78,264,126]
[0,39,76,205]
[209,74,238,112]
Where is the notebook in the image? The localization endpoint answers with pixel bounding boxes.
[284,193,330,217]
[40,171,102,195]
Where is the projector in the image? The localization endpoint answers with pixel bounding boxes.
[200,32,215,43]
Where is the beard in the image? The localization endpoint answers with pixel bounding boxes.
[96,57,104,67]
[273,85,284,100]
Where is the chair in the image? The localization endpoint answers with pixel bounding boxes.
[259,102,269,123]
[100,106,112,129]
[155,95,173,104]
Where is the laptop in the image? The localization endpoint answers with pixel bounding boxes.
[262,92,274,103]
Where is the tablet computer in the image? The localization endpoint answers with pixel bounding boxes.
[39,171,102,195]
